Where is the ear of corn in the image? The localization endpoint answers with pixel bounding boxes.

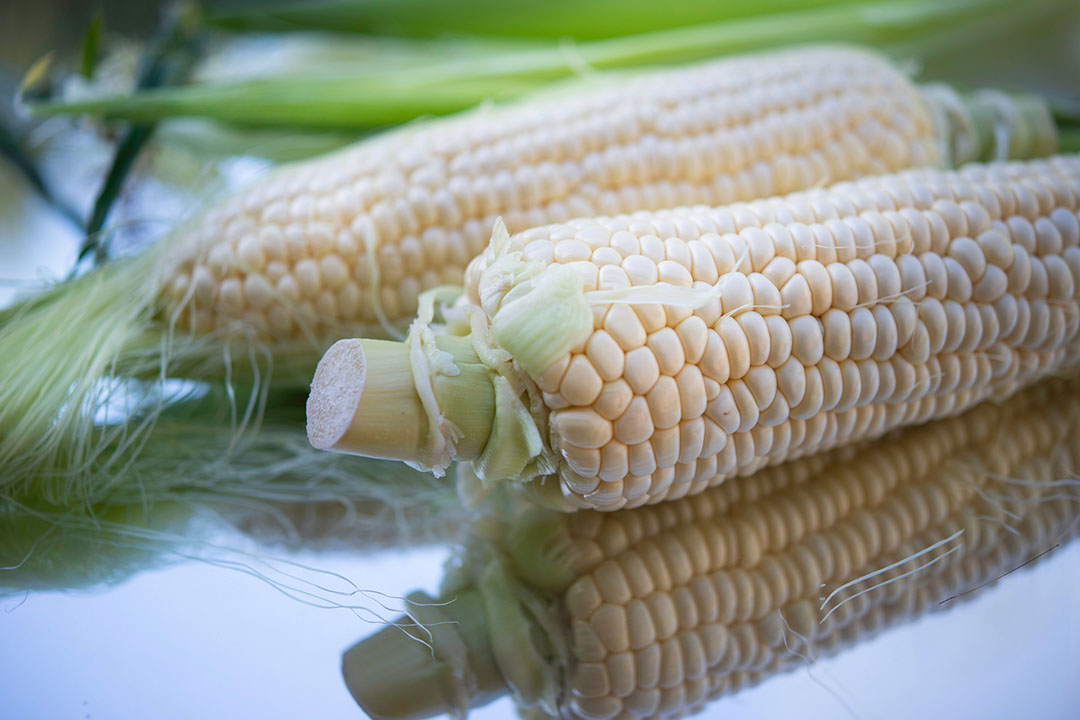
[341,374,1080,720]
[162,46,945,339]
[0,44,1058,508]
[308,155,1080,510]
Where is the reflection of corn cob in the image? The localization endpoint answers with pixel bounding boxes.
[162,46,1052,339]
[341,374,1080,720]
[309,155,1080,510]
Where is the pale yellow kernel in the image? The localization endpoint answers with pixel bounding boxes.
[1050,207,1080,246]
[920,252,948,299]
[614,396,654,445]
[218,277,245,315]
[563,444,602,477]
[718,316,751,379]
[933,199,968,238]
[789,223,818,263]
[848,305,880,360]
[561,355,605,406]
[748,272,784,315]
[762,256,797,289]
[976,230,1012,269]
[688,241,719,284]
[294,258,322,298]
[728,380,760,433]
[745,365,779,411]
[658,260,694,287]
[570,662,610,699]
[789,315,824,365]
[536,353,572,393]
[827,262,858,310]
[240,273,271,310]
[943,256,974,302]
[605,304,648,350]
[596,265,631,293]
[555,239,593,264]
[818,357,843,412]
[871,304,899,361]
[892,297,918,347]
[599,442,630,482]
[780,272,813,319]
[566,576,603,619]
[701,330,731,383]
[706,385,740,435]
[675,316,709,365]
[647,328,686,377]
[776,357,807,407]
[544,391,571,411]
[320,254,349,291]
[972,264,1008,303]
[790,364,824,420]
[849,258,879,306]
[855,359,880,406]
[635,302,667,333]
[941,300,967,354]
[736,312,771,367]
[828,218,858,263]
[678,418,705,462]
[628,441,658,478]
[564,471,601,497]
[743,227,777,271]
[586,330,627,382]
[624,346,662,394]
[276,274,301,304]
[1045,255,1075,301]
[555,408,614,448]
[947,237,987,283]
[646,376,682,430]
[823,308,852,360]
[834,359,863,413]
[717,273,755,316]
[1035,216,1064,256]
[917,298,947,355]
[235,234,266,272]
[675,366,707,420]
[623,254,659,286]
[651,426,681,468]
[595,380,634,421]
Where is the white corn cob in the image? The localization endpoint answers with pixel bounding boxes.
[307,155,1080,511]
[341,374,1080,720]
[160,46,1053,340]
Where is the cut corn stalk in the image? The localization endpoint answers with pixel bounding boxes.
[340,374,1080,719]
[309,155,1080,510]
[0,46,1059,506]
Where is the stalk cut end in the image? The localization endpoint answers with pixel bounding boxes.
[306,338,427,460]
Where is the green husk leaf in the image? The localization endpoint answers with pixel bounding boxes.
[203,0,984,41]
[32,0,1052,130]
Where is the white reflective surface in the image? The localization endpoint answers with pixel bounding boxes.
[0,538,1077,720]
